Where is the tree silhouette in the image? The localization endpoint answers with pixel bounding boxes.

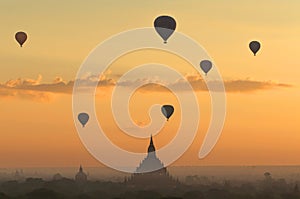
[24,188,63,199]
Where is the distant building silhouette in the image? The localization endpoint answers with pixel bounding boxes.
[125,135,180,189]
[135,135,165,173]
[294,184,299,193]
[14,169,24,182]
[264,171,272,182]
[52,173,63,181]
[75,165,87,183]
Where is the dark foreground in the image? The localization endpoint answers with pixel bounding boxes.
[1,176,300,199]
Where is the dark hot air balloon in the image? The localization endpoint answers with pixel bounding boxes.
[161,105,174,121]
[200,60,212,76]
[15,31,27,47]
[154,15,176,44]
[78,113,89,127]
[249,41,261,56]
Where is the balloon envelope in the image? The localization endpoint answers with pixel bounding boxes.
[78,113,89,127]
[249,41,260,56]
[15,32,27,47]
[154,16,176,43]
[200,60,212,75]
[161,105,174,121]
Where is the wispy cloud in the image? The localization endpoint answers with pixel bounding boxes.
[0,74,115,102]
[115,74,293,93]
[0,74,116,94]
[1,75,73,94]
[0,74,292,102]
[0,86,54,102]
[223,79,292,93]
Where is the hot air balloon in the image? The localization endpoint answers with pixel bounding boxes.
[200,60,212,76]
[249,41,261,56]
[78,113,89,127]
[161,105,174,121]
[15,31,27,47]
[154,15,176,44]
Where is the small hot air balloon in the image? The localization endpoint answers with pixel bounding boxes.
[78,113,89,127]
[249,41,261,56]
[154,15,176,44]
[161,105,174,121]
[200,60,212,76]
[15,31,27,47]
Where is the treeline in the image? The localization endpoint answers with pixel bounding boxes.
[1,175,300,199]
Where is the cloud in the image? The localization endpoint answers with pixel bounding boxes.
[0,75,115,102]
[0,86,53,102]
[0,74,116,94]
[53,76,64,84]
[5,74,42,88]
[0,75,67,102]
[115,74,293,93]
[0,74,292,102]
[2,76,72,94]
[173,74,292,93]
[223,79,292,93]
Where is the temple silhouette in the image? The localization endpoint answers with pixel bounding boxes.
[125,135,180,189]
[75,165,87,184]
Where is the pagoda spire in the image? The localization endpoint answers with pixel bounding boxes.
[150,135,153,145]
[148,135,156,153]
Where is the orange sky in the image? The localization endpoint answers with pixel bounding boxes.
[0,1,300,168]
